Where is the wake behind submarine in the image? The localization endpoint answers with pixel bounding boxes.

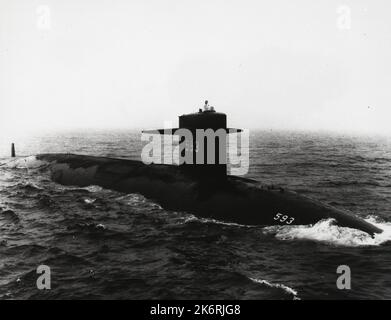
[34,101,382,236]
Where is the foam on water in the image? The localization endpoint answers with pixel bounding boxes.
[249,277,300,300]
[83,198,96,204]
[82,185,104,193]
[116,193,148,204]
[4,156,48,169]
[264,217,391,247]
[181,214,254,228]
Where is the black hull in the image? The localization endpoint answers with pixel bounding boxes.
[36,153,383,236]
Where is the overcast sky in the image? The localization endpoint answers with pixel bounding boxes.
[1,0,391,136]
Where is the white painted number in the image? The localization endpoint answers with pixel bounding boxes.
[274,213,295,224]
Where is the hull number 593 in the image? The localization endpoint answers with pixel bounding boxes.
[273,213,295,224]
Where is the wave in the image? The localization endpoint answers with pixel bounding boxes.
[116,193,148,204]
[116,194,164,212]
[249,277,300,300]
[0,208,20,223]
[3,156,48,170]
[82,185,104,193]
[180,214,255,228]
[83,198,96,204]
[264,217,391,247]
[56,184,104,194]
[67,222,107,233]
[19,182,44,191]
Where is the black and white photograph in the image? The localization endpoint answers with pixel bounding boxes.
[1,0,391,305]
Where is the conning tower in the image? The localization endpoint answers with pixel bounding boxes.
[143,101,241,180]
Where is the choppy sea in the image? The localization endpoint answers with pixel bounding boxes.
[0,130,391,299]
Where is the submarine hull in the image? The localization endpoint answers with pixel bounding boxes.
[36,153,382,235]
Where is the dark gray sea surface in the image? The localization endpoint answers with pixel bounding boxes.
[0,130,390,299]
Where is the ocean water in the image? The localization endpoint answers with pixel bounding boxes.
[0,130,391,300]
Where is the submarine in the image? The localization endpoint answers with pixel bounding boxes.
[33,101,382,236]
